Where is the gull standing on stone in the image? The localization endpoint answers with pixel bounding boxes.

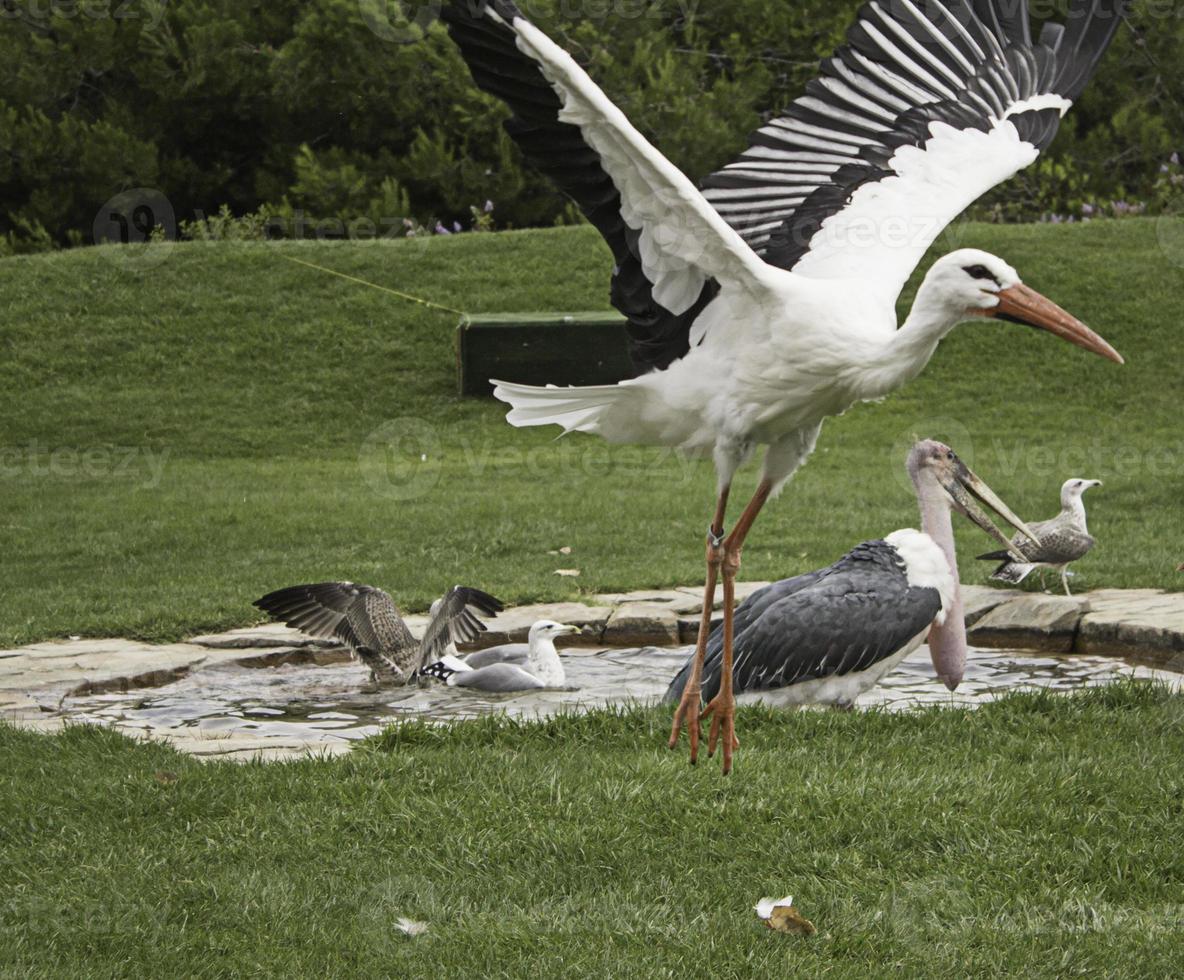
[977,478,1101,594]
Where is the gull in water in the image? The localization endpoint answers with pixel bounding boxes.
[253,583,503,686]
[977,478,1101,595]
[422,620,577,692]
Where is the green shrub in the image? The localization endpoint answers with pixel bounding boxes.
[0,0,1180,253]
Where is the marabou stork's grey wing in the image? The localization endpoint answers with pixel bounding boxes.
[441,0,780,373]
[701,0,1124,303]
[415,586,505,674]
[252,581,405,655]
[684,541,942,705]
[662,567,831,704]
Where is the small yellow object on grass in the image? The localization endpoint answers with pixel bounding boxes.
[754,896,816,936]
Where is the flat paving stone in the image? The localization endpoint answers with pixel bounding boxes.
[1078,589,1184,667]
[604,602,681,646]
[961,585,1014,627]
[675,582,771,610]
[968,594,1090,652]
[465,602,613,647]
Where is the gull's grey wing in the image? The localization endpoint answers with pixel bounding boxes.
[254,581,419,679]
[253,582,406,653]
[665,541,941,706]
[416,586,504,674]
[463,643,529,669]
[977,514,1094,565]
[448,663,546,692]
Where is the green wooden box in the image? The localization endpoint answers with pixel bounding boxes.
[456,311,637,396]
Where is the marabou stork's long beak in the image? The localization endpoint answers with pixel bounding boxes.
[993,284,1124,365]
[939,461,1040,563]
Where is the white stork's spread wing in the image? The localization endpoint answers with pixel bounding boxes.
[442,1,779,372]
[702,0,1125,302]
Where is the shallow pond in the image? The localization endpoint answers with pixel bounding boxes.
[59,643,1183,751]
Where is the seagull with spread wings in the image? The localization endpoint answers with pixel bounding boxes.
[442,0,1126,773]
[254,583,503,687]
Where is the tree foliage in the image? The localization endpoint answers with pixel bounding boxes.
[0,0,1180,252]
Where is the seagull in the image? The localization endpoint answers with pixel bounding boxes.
[253,583,503,686]
[977,477,1101,595]
[421,620,577,691]
[664,440,1035,709]
[442,0,1125,772]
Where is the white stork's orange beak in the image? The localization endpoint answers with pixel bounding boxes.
[993,284,1124,364]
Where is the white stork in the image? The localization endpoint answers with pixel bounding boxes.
[442,0,1126,773]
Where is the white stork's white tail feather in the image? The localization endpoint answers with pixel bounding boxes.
[491,379,643,437]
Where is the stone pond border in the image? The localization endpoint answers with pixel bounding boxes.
[2,584,1182,761]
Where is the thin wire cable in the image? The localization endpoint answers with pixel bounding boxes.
[279,254,467,317]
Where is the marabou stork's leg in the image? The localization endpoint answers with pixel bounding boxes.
[701,478,773,775]
[669,487,730,762]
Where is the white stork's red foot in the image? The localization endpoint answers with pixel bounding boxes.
[700,693,739,773]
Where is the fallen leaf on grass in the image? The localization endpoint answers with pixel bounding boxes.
[754,895,816,936]
[554,569,580,577]
[395,917,428,937]
[153,770,178,786]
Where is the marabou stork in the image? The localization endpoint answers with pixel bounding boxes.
[664,441,1035,709]
[442,0,1126,772]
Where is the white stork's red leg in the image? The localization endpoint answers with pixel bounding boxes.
[668,487,730,762]
[701,478,773,774]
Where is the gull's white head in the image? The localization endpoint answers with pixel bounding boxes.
[528,620,578,644]
[1061,477,1102,508]
[922,248,1123,364]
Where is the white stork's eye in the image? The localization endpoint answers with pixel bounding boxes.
[963,264,1000,286]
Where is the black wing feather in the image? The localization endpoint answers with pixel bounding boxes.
[442,0,718,373]
[702,0,1126,269]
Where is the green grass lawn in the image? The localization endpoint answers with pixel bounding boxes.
[1,219,1182,646]
[2,684,1183,977]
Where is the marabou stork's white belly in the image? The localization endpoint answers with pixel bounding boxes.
[732,626,930,709]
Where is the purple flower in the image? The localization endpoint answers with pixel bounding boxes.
[1171,152,1180,166]
[484,199,494,213]
[434,222,451,235]
[1081,203,1095,217]
[453,221,463,233]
